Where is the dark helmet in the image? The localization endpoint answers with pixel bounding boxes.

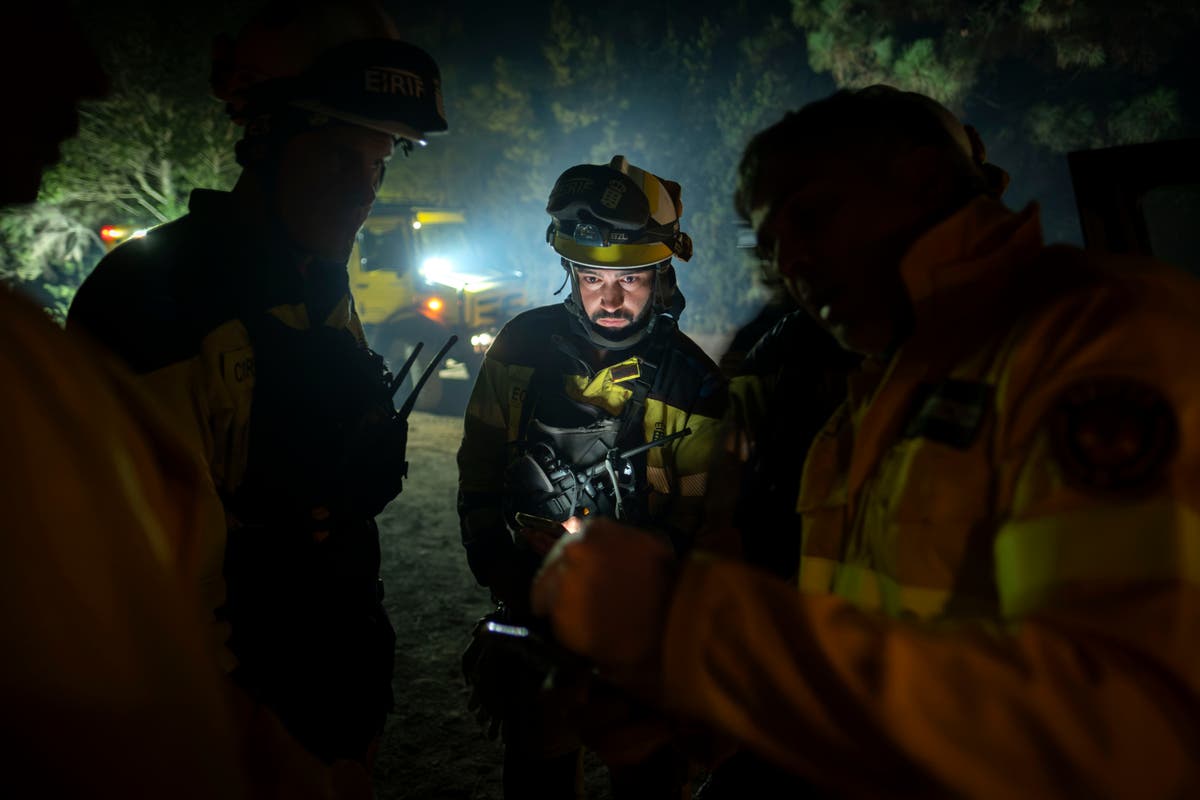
[211,0,447,147]
[546,155,692,349]
[547,155,692,269]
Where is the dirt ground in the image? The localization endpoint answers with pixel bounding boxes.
[371,410,497,799]
[373,411,613,800]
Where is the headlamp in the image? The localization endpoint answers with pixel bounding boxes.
[572,223,604,246]
[547,219,679,249]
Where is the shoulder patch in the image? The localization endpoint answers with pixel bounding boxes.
[609,361,641,384]
[905,379,992,450]
[1049,378,1177,493]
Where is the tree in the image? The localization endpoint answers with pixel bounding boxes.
[791,0,1200,108]
[0,1,245,322]
[787,0,1198,243]
[392,0,829,333]
[9,0,1194,331]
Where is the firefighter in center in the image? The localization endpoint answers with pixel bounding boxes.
[458,156,726,798]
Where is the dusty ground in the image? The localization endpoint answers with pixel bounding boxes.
[373,411,613,799]
[372,410,499,799]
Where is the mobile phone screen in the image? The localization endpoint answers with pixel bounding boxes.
[514,512,567,533]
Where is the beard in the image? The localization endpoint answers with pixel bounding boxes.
[587,303,653,343]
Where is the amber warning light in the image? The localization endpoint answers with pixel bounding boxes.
[100,225,148,245]
[426,297,444,312]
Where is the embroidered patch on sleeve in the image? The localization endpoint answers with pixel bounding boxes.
[1048,378,1178,493]
[904,379,993,450]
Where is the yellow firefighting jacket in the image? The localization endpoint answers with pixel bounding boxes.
[1,288,249,797]
[655,197,1200,796]
[12,285,386,796]
[458,303,726,585]
[66,189,372,668]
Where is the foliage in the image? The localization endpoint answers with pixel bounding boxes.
[789,0,1197,113]
[0,1,245,320]
[1026,88,1183,153]
[388,0,822,332]
[392,0,1194,332]
[6,0,1196,334]
[0,205,101,322]
[785,0,1196,246]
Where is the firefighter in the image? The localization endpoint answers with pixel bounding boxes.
[692,93,1007,798]
[67,0,447,765]
[4,9,363,797]
[703,100,1006,576]
[532,85,1200,796]
[458,155,727,798]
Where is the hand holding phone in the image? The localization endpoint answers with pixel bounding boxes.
[514,512,568,555]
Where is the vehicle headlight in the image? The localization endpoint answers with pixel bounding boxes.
[470,331,494,352]
[420,256,454,284]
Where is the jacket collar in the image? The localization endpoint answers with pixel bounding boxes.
[842,198,1045,501]
[900,196,1043,337]
[187,189,351,322]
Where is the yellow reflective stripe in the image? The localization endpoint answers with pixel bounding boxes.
[798,556,951,618]
[995,496,1200,617]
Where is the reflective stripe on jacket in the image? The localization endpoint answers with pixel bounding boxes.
[2,269,251,798]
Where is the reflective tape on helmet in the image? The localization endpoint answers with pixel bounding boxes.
[554,235,673,269]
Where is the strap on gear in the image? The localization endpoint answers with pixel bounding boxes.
[614,313,675,445]
[507,316,679,524]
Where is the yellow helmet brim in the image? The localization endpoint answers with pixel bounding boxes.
[553,234,673,269]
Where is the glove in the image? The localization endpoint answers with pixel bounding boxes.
[462,608,543,741]
[462,628,505,740]
[462,607,581,743]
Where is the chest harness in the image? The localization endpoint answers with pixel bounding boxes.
[502,318,691,530]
